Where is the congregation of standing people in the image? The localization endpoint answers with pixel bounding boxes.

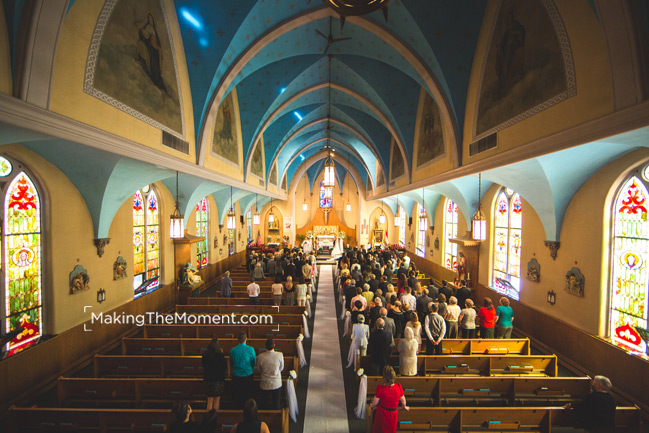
[338,246,516,380]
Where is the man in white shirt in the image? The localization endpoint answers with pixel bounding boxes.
[247,277,260,305]
[257,338,284,409]
[400,287,417,313]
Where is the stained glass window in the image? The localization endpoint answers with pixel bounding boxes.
[228,229,235,256]
[444,199,459,271]
[133,187,159,298]
[246,210,252,243]
[610,176,648,354]
[319,181,333,209]
[195,198,209,269]
[416,204,426,258]
[4,171,42,356]
[492,189,522,300]
[398,206,406,248]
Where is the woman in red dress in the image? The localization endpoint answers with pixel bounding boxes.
[478,297,497,339]
[369,366,410,433]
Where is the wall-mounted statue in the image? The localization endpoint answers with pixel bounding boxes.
[213,236,219,248]
[565,267,584,297]
[526,258,540,282]
[113,256,127,280]
[70,265,90,294]
[457,251,468,281]
[180,262,202,287]
[434,236,440,250]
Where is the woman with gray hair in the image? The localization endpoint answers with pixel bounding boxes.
[564,375,616,431]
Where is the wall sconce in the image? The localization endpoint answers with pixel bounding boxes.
[547,290,556,305]
[97,288,106,304]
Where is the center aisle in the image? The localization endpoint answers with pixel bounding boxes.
[303,265,350,433]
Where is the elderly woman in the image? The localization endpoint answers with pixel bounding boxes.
[496,297,515,338]
[348,314,370,368]
[398,327,418,376]
[458,298,477,339]
[369,366,410,433]
[251,262,265,281]
[445,296,461,339]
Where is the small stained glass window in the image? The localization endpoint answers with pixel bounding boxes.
[0,157,13,177]
[195,198,209,268]
[133,186,159,298]
[444,199,459,271]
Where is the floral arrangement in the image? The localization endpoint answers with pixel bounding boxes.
[387,243,405,251]
[338,231,346,239]
[306,231,314,239]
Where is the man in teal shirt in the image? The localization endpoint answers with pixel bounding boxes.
[230,332,257,408]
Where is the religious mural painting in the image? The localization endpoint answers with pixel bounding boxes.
[475,0,575,139]
[250,141,264,179]
[269,163,278,186]
[390,141,404,182]
[211,92,240,165]
[85,0,184,136]
[416,90,445,167]
[113,256,127,280]
[376,166,385,187]
[565,267,584,297]
[69,265,90,294]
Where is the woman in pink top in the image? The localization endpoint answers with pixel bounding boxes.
[477,297,496,338]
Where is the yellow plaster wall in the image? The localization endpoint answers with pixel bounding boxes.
[50,0,196,161]
[411,88,455,183]
[0,0,12,95]
[203,87,245,181]
[463,0,612,163]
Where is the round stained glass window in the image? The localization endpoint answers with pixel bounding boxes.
[0,157,13,177]
[643,165,649,182]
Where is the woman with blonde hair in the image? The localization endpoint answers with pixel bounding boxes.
[284,276,295,306]
[458,298,477,339]
[369,365,410,433]
[404,311,422,348]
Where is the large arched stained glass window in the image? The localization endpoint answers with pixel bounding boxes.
[195,198,209,269]
[319,181,333,209]
[246,210,252,243]
[397,206,406,248]
[492,188,522,300]
[610,175,648,354]
[133,186,159,298]
[444,199,458,271]
[3,169,43,356]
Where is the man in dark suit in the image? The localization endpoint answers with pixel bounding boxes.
[379,308,396,346]
[378,275,389,293]
[407,270,419,290]
[344,280,358,311]
[416,288,433,324]
[455,280,472,309]
[368,298,383,328]
[367,318,392,376]
[368,272,380,293]
[439,280,453,302]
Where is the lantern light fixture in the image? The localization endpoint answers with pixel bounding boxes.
[169,171,184,239]
[226,186,236,230]
[268,198,275,224]
[419,188,427,232]
[253,194,260,225]
[472,173,487,241]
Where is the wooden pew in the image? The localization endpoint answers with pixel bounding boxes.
[92,355,299,379]
[188,297,291,306]
[390,338,530,355]
[181,302,306,315]
[359,354,557,377]
[56,377,292,409]
[364,406,641,433]
[8,407,289,433]
[122,337,301,356]
[143,324,303,339]
[362,376,592,407]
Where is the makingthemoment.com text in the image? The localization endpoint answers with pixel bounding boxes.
[90,312,274,327]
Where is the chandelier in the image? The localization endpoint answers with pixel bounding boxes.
[226,186,236,230]
[169,171,184,239]
[472,173,487,240]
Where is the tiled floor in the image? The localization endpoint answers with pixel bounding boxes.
[303,265,350,433]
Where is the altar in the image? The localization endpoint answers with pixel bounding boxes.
[316,235,335,254]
